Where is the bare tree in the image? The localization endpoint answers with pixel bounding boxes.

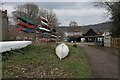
[95,1,120,37]
[12,3,39,24]
[69,21,80,32]
[12,3,59,28]
[39,8,61,40]
[69,21,78,27]
[39,8,59,28]
[11,3,61,40]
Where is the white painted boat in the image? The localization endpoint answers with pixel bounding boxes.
[39,27,50,32]
[56,43,69,60]
[0,41,32,53]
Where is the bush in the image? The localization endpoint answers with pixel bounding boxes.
[73,44,77,47]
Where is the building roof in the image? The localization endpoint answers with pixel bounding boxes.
[84,28,98,36]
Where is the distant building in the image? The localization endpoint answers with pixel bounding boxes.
[59,26,82,42]
[59,22,111,43]
[83,28,98,42]
[102,31,111,47]
[0,10,9,41]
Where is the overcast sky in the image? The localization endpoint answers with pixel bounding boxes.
[2,2,110,26]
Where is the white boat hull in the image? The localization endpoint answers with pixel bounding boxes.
[56,43,69,60]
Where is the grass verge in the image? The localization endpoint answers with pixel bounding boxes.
[2,43,92,78]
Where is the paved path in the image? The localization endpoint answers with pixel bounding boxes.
[77,43,118,78]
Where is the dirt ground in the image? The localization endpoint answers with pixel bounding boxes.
[77,43,119,78]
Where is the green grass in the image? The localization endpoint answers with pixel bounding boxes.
[2,43,92,78]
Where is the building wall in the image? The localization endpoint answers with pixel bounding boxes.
[65,32,82,37]
[0,12,2,41]
[0,10,9,41]
[104,36,111,47]
[104,33,111,47]
[2,16,9,41]
[102,31,111,47]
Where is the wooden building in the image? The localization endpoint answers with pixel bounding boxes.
[60,22,111,43]
[84,28,98,42]
[102,31,111,47]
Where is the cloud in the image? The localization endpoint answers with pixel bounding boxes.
[2,3,15,16]
[36,2,98,10]
[54,8,107,17]
[35,2,77,9]
[2,2,109,26]
[2,0,118,2]
[54,8,108,25]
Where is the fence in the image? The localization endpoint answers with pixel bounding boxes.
[111,38,120,50]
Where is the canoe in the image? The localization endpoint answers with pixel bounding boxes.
[16,16,36,25]
[18,27,23,31]
[40,16,48,23]
[38,27,50,32]
[18,22,35,29]
[51,35,57,38]
[41,21,48,26]
[22,28,34,33]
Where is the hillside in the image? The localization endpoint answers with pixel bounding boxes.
[81,22,112,32]
[59,22,112,32]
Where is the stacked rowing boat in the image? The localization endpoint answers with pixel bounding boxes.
[0,41,32,53]
[16,16,36,33]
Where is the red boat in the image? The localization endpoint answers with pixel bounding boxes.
[18,22,35,29]
[40,17,48,23]
[18,27,23,31]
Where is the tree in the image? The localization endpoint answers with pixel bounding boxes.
[39,8,59,28]
[69,21,78,27]
[95,1,120,37]
[12,3,39,24]
[39,8,61,40]
[69,21,80,32]
[110,2,120,37]
[12,3,58,27]
[11,3,60,40]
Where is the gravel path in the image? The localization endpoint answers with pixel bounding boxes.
[78,43,119,78]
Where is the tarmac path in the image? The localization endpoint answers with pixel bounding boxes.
[77,43,119,78]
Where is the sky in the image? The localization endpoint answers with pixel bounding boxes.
[1,2,111,26]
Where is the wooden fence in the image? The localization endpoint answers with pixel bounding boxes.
[111,38,120,49]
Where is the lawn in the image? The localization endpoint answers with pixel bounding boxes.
[2,43,92,78]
